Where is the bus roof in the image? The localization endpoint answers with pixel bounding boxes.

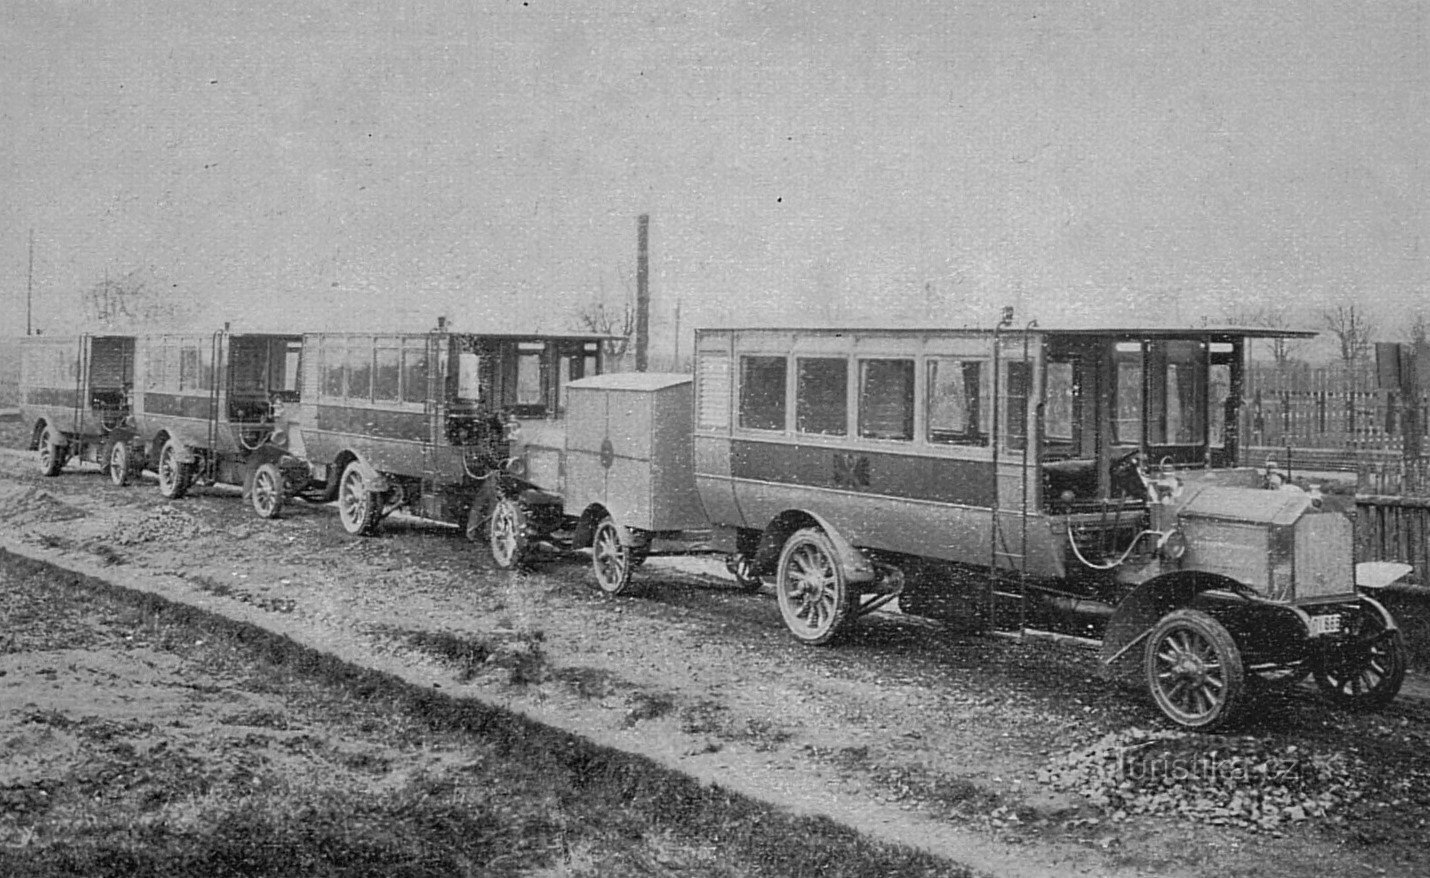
[699,325,1317,340]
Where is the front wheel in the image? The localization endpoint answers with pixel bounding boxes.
[337,462,381,535]
[1313,604,1406,709]
[488,496,530,570]
[107,441,134,487]
[1145,608,1246,730]
[776,528,854,646]
[38,428,65,477]
[591,517,637,595]
[157,440,192,500]
[251,463,286,520]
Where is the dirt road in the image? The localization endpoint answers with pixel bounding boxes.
[3,437,1429,878]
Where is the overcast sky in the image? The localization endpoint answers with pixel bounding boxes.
[2,1,1425,361]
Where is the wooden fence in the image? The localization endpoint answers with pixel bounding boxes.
[1242,364,1427,456]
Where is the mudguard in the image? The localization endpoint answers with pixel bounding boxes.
[1100,572,1254,677]
[751,510,877,585]
[337,454,389,494]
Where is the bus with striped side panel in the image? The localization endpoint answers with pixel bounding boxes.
[20,334,138,484]
[299,322,605,557]
[683,318,1408,730]
[130,331,309,517]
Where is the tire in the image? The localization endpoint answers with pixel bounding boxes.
[337,461,381,535]
[776,528,855,646]
[251,463,286,520]
[1144,608,1246,730]
[488,495,530,570]
[107,441,133,487]
[591,517,637,595]
[1313,604,1406,709]
[157,439,192,500]
[38,427,65,477]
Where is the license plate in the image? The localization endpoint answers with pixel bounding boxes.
[1308,613,1342,637]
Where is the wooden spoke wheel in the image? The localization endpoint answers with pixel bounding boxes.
[591,517,638,595]
[776,528,854,646]
[251,463,286,520]
[107,441,134,487]
[157,440,192,500]
[337,462,381,535]
[488,496,530,570]
[38,427,65,477]
[1145,609,1246,730]
[1313,605,1406,709]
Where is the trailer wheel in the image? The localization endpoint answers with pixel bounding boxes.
[1313,606,1406,709]
[251,463,286,520]
[776,528,854,646]
[107,442,134,487]
[38,428,65,477]
[157,440,191,500]
[1145,609,1246,730]
[488,496,530,570]
[337,462,381,535]
[591,517,637,595]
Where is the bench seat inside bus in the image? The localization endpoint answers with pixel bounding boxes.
[1042,458,1099,505]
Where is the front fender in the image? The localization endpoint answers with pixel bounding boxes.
[1100,572,1254,676]
[752,510,877,585]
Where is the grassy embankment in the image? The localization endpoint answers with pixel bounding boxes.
[0,550,971,878]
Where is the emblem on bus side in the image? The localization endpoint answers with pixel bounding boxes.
[833,452,870,489]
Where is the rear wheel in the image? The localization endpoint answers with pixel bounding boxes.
[38,427,65,477]
[488,496,530,569]
[337,462,381,535]
[107,441,134,487]
[251,463,286,520]
[1313,604,1406,708]
[776,528,854,646]
[1145,609,1246,730]
[157,440,191,500]
[591,517,637,595]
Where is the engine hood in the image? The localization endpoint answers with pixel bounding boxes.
[1171,484,1314,527]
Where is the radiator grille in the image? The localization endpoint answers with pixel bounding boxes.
[1294,513,1355,600]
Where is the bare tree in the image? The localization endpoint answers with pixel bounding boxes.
[1319,303,1377,376]
[1408,310,1429,346]
[571,293,635,365]
[82,266,195,330]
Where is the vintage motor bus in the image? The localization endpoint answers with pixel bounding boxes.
[670,317,1406,730]
[131,331,309,516]
[20,334,138,484]
[299,322,604,553]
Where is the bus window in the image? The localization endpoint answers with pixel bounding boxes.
[1149,341,1206,446]
[858,359,914,441]
[515,343,545,409]
[927,358,986,446]
[796,357,847,436]
[347,339,372,401]
[322,339,346,398]
[1003,360,1031,450]
[373,344,400,402]
[1114,343,1143,445]
[739,356,787,431]
[402,341,429,404]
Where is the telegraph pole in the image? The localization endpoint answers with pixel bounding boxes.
[26,228,34,335]
[635,213,650,372]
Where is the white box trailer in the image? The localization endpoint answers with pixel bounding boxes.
[554,373,755,595]
[563,373,707,534]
